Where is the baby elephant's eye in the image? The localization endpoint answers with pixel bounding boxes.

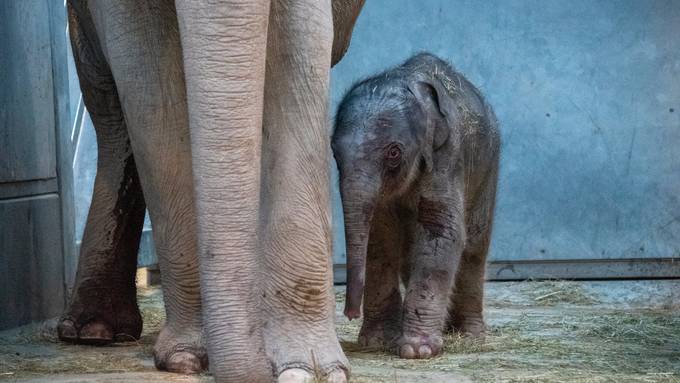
[385,143,403,168]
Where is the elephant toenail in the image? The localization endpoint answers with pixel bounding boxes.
[400,344,416,359]
[79,321,114,344]
[327,369,348,383]
[57,319,78,340]
[166,351,202,374]
[418,345,432,358]
[278,368,314,383]
[114,332,139,342]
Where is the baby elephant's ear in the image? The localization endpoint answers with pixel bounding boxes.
[407,79,452,171]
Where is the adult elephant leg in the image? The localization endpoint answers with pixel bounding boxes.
[58,1,145,345]
[87,0,206,373]
[261,0,348,381]
[175,1,271,382]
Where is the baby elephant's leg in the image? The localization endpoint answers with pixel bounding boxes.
[358,209,403,349]
[447,248,487,337]
[398,192,465,359]
[448,174,497,337]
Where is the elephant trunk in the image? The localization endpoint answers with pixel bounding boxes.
[341,179,377,320]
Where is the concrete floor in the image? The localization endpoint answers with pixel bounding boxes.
[1,280,679,383]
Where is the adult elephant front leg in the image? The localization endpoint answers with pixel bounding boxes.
[175,1,271,382]
[261,0,347,382]
[86,0,206,373]
[177,0,346,381]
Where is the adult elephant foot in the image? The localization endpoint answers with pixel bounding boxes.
[265,317,349,382]
[58,289,142,345]
[153,324,207,374]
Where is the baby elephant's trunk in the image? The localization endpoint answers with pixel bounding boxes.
[341,182,376,320]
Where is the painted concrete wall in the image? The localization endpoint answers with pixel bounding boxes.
[71,1,680,271]
[330,0,680,263]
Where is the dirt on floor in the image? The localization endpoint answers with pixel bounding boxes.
[1,280,679,383]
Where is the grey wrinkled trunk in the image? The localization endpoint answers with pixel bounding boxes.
[341,180,377,319]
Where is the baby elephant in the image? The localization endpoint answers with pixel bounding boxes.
[332,53,500,359]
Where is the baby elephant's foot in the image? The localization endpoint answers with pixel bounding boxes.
[395,332,444,359]
[153,324,207,374]
[58,303,142,345]
[358,320,399,349]
[449,312,488,338]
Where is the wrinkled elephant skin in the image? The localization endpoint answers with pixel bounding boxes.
[59,0,364,382]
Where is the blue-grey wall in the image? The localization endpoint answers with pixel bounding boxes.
[330,0,680,263]
[71,0,680,273]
